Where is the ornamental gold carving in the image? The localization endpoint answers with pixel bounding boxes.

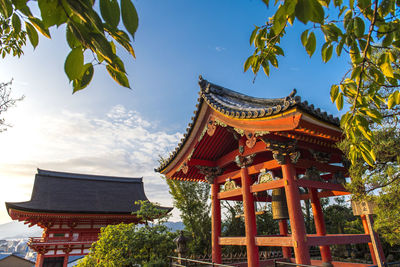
[222,179,239,192]
[196,166,224,184]
[262,138,300,165]
[257,170,277,184]
[235,153,256,168]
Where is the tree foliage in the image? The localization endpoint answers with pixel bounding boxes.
[77,201,176,267]
[0,0,138,93]
[166,179,211,255]
[246,0,400,167]
[0,80,23,132]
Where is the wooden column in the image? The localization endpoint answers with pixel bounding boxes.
[35,254,44,267]
[361,215,385,265]
[236,139,259,267]
[278,220,292,259]
[240,165,259,267]
[361,214,377,264]
[310,188,332,266]
[281,162,311,265]
[63,255,69,267]
[211,182,222,263]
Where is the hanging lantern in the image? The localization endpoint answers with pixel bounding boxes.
[271,188,289,220]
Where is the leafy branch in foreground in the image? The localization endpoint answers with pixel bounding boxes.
[246,0,400,167]
[0,0,139,93]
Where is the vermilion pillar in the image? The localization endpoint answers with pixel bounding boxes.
[361,215,386,265]
[240,166,259,267]
[278,220,291,259]
[63,255,68,267]
[35,254,44,267]
[211,182,222,263]
[281,162,311,265]
[310,189,332,266]
[361,214,377,264]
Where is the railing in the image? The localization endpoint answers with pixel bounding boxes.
[28,237,98,245]
[273,261,318,267]
[169,256,235,267]
[169,257,322,267]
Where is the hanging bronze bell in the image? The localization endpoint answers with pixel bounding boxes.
[271,188,289,220]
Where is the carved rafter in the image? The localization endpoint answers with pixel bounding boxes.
[262,138,300,165]
[207,120,216,136]
[245,131,257,149]
[235,153,256,168]
[196,166,224,184]
[309,149,331,164]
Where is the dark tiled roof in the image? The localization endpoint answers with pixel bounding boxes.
[155,76,340,173]
[199,76,339,124]
[6,169,150,214]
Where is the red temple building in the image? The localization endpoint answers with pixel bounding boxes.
[6,169,162,267]
[157,76,385,267]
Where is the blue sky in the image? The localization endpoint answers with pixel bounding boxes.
[0,0,349,223]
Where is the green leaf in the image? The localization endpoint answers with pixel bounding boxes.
[100,0,120,28]
[0,0,13,18]
[322,43,333,62]
[295,0,311,23]
[66,24,81,49]
[106,64,130,88]
[64,48,84,81]
[336,92,344,110]
[38,0,68,27]
[73,63,94,93]
[28,17,51,39]
[25,22,39,48]
[91,33,115,63]
[121,0,138,38]
[250,27,258,45]
[305,32,316,57]
[12,14,21,34]
[244,55,254,72]
[353,17,365,38]
[388,91,399,109]
[382,32,394,47]
[379,54,394,78]
[360,147,375,166]
[330,84,339,102]
[262,60,270,76]
[301,30,309,47]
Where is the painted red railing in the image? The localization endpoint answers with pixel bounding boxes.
[28,236,98,245]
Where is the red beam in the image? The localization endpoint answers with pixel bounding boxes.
[307,234,371,246]
[219,236,246,246]
[255,236,293,247]
[295,159,346,173]
[218,188,242,200]
[296,179,348,192]
[251,179,285,193]
[216,141,266,167]
[215,159,279,184]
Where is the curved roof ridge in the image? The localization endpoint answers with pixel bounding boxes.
[37,168,143,183]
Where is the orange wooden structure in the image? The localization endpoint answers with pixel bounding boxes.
[6,169,169,267]
[156,76,385,267]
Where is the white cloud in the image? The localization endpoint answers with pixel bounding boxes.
[215,46,226,52]
[0,105,183,223]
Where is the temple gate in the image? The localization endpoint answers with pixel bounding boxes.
[157,76,385,267]
[6,169,170,267]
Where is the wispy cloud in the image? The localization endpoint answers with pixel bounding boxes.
[215,46,226,52]
[0,105,182,223]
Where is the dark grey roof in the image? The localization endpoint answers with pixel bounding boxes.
[199,76,339,124]
[6,169,150,214]
[156,76,340,173]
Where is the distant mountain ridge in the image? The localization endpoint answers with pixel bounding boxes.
[0,221,42,240]
[0,221,184,240]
